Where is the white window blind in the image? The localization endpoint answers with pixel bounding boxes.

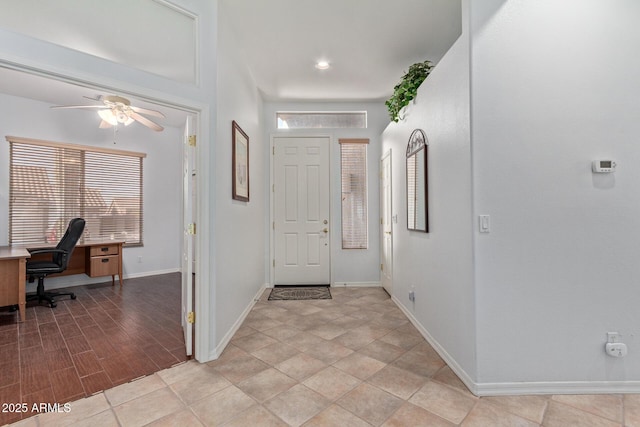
[340,139,368,249]
[7,136,146,247]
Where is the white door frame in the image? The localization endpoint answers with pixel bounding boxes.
[0,60,212,362]
[269,133,332,286]
[380,150,393,294]
[181,115,195,356]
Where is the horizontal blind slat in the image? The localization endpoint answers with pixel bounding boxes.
[9,140,144,246]
[340,143,368,249]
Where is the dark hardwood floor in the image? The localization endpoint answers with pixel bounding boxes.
[0,272,187,425]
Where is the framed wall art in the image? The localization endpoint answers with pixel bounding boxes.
[232,120,249,202]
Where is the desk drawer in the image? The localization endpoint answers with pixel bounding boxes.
[0,258,21,305]
[89,245,119,257]
[88,255,119,277]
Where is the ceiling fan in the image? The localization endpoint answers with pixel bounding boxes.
[51,95,165,132]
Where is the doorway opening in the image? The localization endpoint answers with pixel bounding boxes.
[0,61,209,361]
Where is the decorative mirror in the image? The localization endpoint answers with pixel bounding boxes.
[406,129,428,232]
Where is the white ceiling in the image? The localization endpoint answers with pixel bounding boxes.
[221,0,462,101]
[0,0,462,125]
[0,66,190,128]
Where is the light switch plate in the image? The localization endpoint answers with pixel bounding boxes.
[479,215,490,233]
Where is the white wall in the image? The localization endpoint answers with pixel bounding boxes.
[0,93,182,291]
[264,101,388,286]
[381,1,475,383]
[471,0,640,392]
[212,1,266,356]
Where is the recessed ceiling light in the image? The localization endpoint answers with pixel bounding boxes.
[315,60,330,70]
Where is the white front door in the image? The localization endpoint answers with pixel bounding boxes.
[381,150,393,294]
[273,136,330,285]
[181,115,195,356]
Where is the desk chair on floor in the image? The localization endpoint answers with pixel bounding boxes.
[26,218,86,308]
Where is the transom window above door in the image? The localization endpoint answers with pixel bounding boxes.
[276,111,367,129]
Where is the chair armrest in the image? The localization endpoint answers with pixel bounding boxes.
[27,248,68,256]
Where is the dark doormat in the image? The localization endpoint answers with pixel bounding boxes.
[268,286,332,301]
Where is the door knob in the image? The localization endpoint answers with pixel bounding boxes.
[323,228,329,233]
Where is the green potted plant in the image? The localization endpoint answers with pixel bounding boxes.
[385,60,434,122]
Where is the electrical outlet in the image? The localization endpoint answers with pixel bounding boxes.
[605,332,627,357]
[606,342,628,357]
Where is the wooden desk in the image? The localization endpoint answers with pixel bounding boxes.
[0,240,124,322]
[0,246,30,322]
[25,240,125,287]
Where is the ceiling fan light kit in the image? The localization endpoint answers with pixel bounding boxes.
[97,108,133,127]
[51,95,165,132]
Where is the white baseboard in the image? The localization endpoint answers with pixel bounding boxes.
[331,281,381,288]
[391,295,478,395]
[391,295,640,396]
[476,380,640,396]
[124,268,181,279]
[33,268,181,291]
[210,284,266,361]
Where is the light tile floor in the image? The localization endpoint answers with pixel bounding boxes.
[8,287,640,426]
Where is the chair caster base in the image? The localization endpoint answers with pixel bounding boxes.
[26,291,74,309]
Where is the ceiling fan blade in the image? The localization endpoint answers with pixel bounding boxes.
[130,105,165,118]
[99,120,113,129]
[51,105,106,110]
[130,111,164,132]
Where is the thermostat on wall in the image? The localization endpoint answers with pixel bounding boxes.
[592,160,616,173]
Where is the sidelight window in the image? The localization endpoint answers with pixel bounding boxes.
[340,139,368,249]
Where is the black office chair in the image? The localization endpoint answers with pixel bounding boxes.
[26,218,86,308]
